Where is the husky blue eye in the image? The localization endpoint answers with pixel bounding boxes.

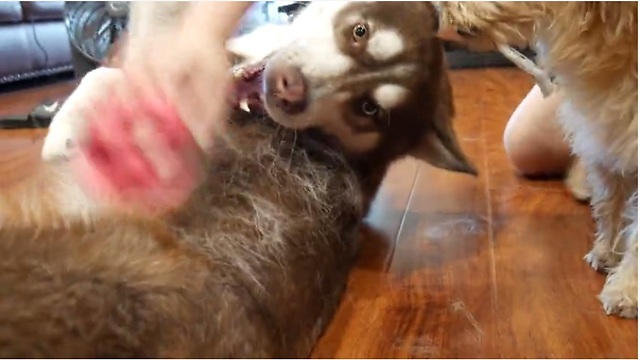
[353,23,368,38]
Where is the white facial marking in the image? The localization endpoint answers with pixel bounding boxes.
[274,2,354,79]
[367,28,405,61]
[226,24,294,63]
[373,84,409,110]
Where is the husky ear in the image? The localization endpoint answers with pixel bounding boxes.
[226,23,293,63]
[411,129,477,175]
[410,75,478,176]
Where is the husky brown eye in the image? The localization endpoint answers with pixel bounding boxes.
[360,100,379,116]
[352,23,368,39]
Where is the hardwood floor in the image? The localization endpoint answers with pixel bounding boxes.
[0,69,636,358]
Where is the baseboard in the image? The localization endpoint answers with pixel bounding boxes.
[445,45,537,70]
[0,71,75,95]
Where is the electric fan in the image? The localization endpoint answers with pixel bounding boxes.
[64,1,129,75]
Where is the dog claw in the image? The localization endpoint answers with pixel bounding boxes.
[584,249,619,274]
[600,294,638,319]
[584,252,604,272]
[596,253,638,319]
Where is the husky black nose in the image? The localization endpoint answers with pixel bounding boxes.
[269,66,307,115]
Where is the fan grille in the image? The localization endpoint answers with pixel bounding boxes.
[64,2,128,64]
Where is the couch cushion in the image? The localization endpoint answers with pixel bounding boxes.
[0,22,72,84]
[0,24,38,80]
[21,1,65,22]
[0,2,22,24]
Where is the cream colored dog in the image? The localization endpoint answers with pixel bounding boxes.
[437,1,638,318]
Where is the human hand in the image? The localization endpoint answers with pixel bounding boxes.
[121,3,250,151]
[72,83,203,215]
[73,2,252,214]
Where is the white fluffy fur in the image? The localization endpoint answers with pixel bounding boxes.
[367,28,405,61]
[373,84,409,110]
[279,2,355,81]
[226,23,293,64]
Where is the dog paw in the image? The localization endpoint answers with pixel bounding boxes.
[585,248,620,273]
[599,286,638,319]
[598,260,638,319]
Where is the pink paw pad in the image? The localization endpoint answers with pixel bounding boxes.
[73,86,203,214]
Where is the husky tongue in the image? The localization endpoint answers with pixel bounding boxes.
[231,62,266,116]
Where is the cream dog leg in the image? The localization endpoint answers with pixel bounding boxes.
[585,165,638,318]
[599,215,638,318]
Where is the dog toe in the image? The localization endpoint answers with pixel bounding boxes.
[600,293,638,319]
[598,266,638,319]
[584,250,620,273]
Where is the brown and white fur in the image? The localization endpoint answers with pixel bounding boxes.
[0,2,475,357]
[437,1,638,318]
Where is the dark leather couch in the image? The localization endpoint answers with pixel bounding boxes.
[0,1,73,85]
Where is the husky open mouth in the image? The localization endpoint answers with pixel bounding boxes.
[231,62,268,117]
[232,57,310,122]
